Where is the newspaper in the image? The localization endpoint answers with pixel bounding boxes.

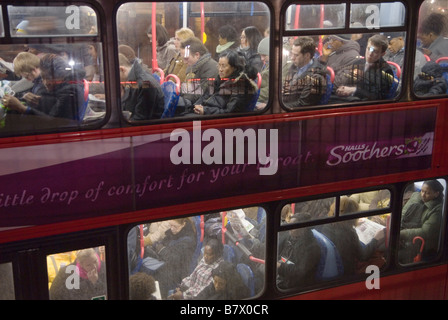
[227,209,255,239]
[355,218,385,245]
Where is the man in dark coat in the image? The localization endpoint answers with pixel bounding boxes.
[119,53,165,121]
[282,36,327,108]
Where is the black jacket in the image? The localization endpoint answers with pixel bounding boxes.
[122,62,165,120]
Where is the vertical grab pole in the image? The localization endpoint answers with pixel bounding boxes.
[152,2,158,70]
[318,4,324,55]
[200,2,205,43]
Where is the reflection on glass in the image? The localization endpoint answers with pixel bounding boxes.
[116,2,270,121]
[48,246,107,300]
[0,262,15,300]
[350,3,405,29]
[277,213,388,290]
[127,208,265,300]
[399,179,446,264]
[284,4,346,30]
[8,6,98,37]
[282,197,336,224]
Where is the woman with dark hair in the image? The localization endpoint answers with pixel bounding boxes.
[189,49,258,115]
[3,53,85,122]
[399,179,445,263]
[238,26,263,72]
[215,25,239,59]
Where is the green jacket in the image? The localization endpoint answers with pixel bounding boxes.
[400,191,443,255]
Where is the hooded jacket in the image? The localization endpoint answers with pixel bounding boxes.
[321,40,361,88]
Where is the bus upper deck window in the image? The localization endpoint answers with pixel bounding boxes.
[116,2,270,122]
[413,0,448,98]
[0,5,105,137]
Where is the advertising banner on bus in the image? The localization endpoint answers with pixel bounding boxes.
[0,107,437,228]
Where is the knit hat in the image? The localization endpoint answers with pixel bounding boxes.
[258,37,269,55]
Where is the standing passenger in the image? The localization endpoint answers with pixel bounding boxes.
[238,26,264,72]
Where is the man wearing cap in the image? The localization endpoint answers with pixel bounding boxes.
[282,36,327,108]
[256,37,269,108]
[319,34,360,88]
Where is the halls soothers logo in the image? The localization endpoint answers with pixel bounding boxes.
[170,121,279,175]
[326,133,433,167]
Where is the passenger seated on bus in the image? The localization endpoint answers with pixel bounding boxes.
[293,197,333,220]
[118,53,165,121]
[147,218,197,297]
[215,25,240,61]
[12,52,47,98]
[3,53,85,121]
[237,26,263,72]
[169,238,223,300]
[413,61,447,96]
[321,197,385,275]
[193,261,249,300]
[184,49,258,115]
[179,37,219,105]
[256,37,269,109]
[418,13,448,62]
[399,180,444,263]
[277,213,320,289]
[129,272,157,300]
[319,34,360,89]
[281,204,293,224]
[335,35,394,101]
[118,44,151,75]
[147,23,177,70]
[49,248,107,300]
[385,36,427,80]
[143,220,171,247]
[164,28,195,83]
[282,36,327,108]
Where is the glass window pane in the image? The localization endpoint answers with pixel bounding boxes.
[116,2,270,121]
[399,179,446,264]
[0,42,106,137]
[277,213,388,290]
[48,246,107,300]
[281,33,400,109]
[128,208,266,300]
[284,4,346,30]
[0,262,15,300]
[414,0,448,97]
[350,3,405,29]
[8,5,98,37]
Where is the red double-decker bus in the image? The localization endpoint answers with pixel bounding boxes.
[0,0,447,301]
